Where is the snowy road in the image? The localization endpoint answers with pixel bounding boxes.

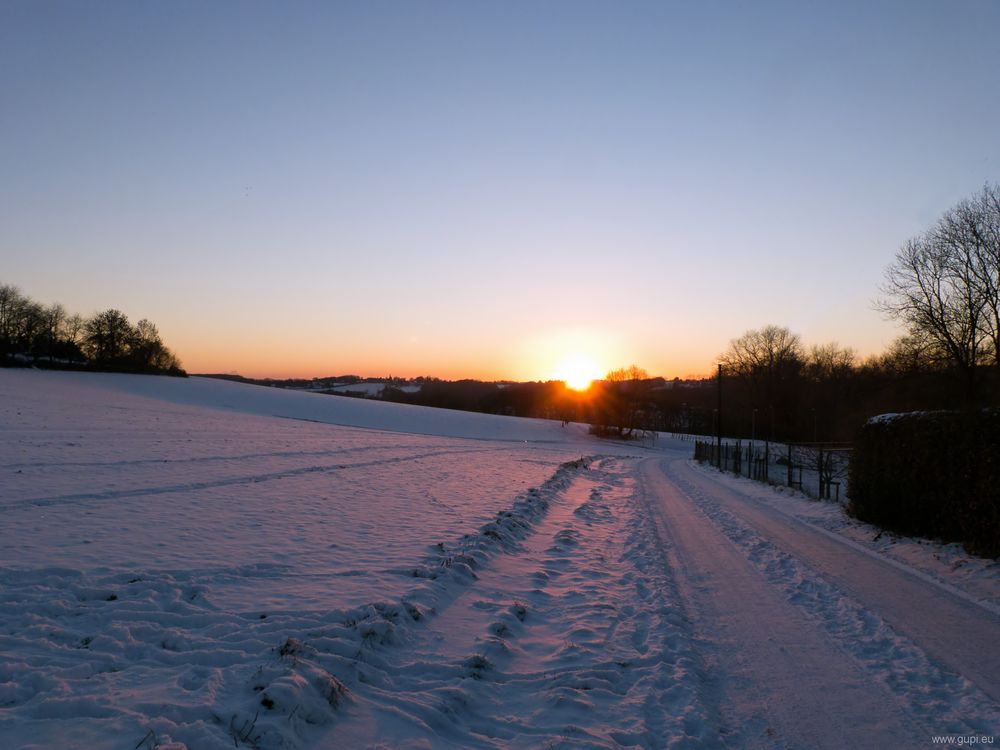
[641,456,1000,748]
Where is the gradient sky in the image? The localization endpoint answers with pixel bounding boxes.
[2,1,999,380]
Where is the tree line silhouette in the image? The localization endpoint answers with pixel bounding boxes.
[0,284,184,375]
[365,341,995,444]
[217,310,997,444]
[365,326,995,446]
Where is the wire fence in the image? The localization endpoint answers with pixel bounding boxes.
[693,439,852,503]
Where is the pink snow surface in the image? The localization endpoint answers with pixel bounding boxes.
[2,372,582,608]
[0,371,604,748]
[2,371,998,749]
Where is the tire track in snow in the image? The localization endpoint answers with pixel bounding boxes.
[0,441,433,470]
[7,447,504,509]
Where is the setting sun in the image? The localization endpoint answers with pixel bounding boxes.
[554,354,604,391]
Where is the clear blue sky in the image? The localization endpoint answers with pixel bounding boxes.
[2,1,998,378]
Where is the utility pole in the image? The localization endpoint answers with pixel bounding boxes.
[716,363,722,466]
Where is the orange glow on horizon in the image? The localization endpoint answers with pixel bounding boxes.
[171,323,720,382]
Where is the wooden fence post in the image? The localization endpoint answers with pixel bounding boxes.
[817,447,824,498]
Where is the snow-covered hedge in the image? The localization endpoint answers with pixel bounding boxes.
[848,410,1000,557]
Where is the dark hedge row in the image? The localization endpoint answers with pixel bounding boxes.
[848,410,1000,557]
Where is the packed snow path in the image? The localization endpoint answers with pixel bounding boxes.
[641,456,1000,748]
[319,458,713,748]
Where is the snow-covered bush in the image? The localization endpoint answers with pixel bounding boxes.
[848,410,1000,557]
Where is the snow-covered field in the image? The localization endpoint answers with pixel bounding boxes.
[1,371,998,749]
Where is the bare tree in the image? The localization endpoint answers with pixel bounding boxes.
[15,300,45,356]
[0,284,25,360]
[866,333,939,376]
[720,325,804,407]
[805,343,856,382]
[592,364,652,438]
[606,364,649,384]
[64,313,85,347]
[39,303,66,361]
[84,309,135,365]
[129,318,181,371]
[879,184,999,401]
[952,184,1000,369]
